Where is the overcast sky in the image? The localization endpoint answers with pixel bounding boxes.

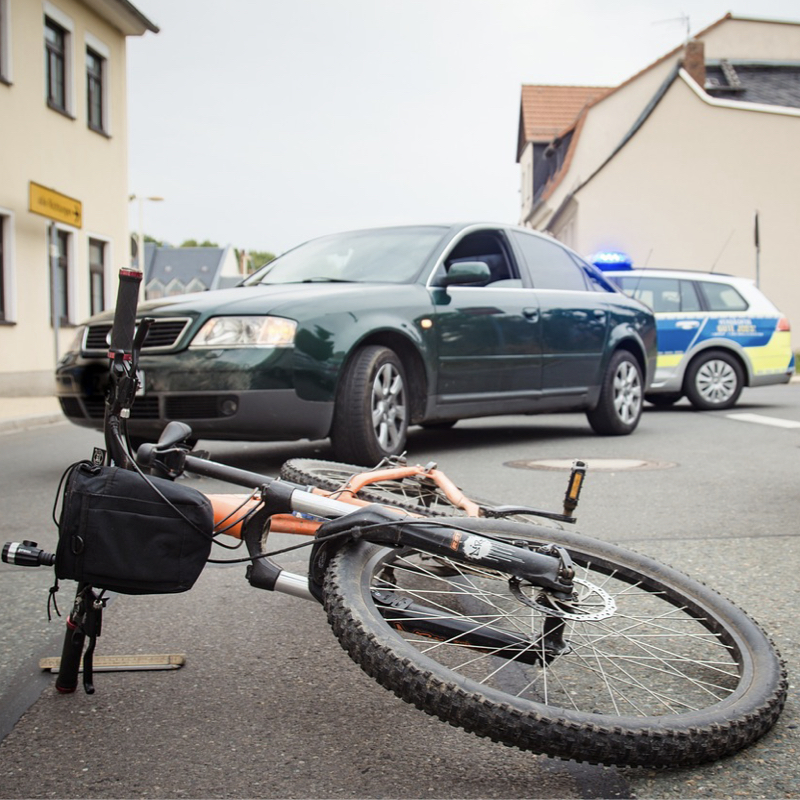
[127,0,800,256]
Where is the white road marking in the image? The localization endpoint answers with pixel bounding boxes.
[727,413,800,429]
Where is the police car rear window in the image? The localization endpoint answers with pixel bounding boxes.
[697,281,748,312]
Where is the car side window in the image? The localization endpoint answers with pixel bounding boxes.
[510,231,588,291]
[577,259,619,294]
[697,281,749,311]
[614,277,702,313]
[433,231,521,288]
[679,280,702,312]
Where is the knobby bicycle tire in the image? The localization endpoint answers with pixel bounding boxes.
[280,459,561,528]
[322,517,786,767]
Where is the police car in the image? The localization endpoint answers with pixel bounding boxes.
[599,266,794,410]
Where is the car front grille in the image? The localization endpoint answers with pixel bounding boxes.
[83,317,192,353]
[80,395,230,421]
[83,396,162,420]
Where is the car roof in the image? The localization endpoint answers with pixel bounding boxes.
[603,268,754,285]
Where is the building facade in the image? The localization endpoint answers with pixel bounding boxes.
[0,0,156,395]
[518,15,800,332]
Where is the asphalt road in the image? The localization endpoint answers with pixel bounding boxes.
[0,385,798,799]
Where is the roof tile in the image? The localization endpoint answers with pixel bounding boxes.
[520,85,611,141]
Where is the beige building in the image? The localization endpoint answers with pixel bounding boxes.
[0,0,157,395]
[518,14,800,332]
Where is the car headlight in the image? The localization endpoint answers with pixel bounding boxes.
[189,316,297,348]
[65,325,86,355]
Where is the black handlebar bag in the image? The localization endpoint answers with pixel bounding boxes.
[55,462,214,594]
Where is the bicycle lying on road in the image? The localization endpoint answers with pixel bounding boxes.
[3,267,787,769]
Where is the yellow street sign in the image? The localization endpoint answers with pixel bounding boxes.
[29,181,82,228]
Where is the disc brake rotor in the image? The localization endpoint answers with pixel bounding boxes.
[510,577,617,621]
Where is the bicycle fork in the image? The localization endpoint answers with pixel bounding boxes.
[313,507,577,663]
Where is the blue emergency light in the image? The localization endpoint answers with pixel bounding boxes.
[589,252,633,271]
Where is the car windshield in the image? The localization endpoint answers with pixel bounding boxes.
[245,227,447,285]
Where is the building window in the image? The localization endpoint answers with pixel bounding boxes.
[89,238,105,314]
[51,228,71,326]
[86,49,103,130]
[0,216,5,322]
[0,0,11,84]
[45,18,66,111]
[0,211,14,323]
[44,5,74,116]
[85,33,110,134]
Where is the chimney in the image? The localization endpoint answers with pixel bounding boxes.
[682,39,706,88]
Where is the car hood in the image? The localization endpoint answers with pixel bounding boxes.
[90,282,418,323]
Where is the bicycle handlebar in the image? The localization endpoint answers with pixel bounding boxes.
[108,268,142,356]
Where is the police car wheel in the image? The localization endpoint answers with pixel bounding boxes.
[685,350,744,410]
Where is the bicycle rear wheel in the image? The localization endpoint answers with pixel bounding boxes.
[280,459,561,527]
[323,518,786,767]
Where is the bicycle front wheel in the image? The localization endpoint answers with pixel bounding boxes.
[280,459,561,527]
[323,518,786,767]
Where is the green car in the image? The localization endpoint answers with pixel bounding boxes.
[56,224,657,465]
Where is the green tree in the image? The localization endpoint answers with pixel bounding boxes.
[248,250,276,272]
[180,238,219,248]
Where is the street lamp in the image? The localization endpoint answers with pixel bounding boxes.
[128,193,164,277]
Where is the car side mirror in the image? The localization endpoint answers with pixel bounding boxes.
[439,261,491,287]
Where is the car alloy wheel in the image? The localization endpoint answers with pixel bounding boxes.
[684,350,744,410]
[587,350,643,436]
[331,345,410,466]
[695,358,738,405]
[613,358,642,425]
[371,361,406,454]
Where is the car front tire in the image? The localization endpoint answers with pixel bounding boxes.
[330,345,409,466]
[684,350,744,410]
[587,350,643,435]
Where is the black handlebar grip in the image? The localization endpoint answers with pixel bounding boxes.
[54,615,85,694]
[108,268,142,356]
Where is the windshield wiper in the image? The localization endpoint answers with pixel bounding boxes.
[298,277,355,283]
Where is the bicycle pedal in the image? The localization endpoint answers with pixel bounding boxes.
[39,653,185,673]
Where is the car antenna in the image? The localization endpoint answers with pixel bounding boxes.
[710,229,735,273]
[627,249,652,304]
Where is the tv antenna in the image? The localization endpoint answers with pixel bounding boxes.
[654,13,691,44]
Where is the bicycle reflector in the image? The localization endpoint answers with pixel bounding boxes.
[1,541,56,567]
[563,461,587,517]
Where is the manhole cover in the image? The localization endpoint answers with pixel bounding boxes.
[505,458,677,471]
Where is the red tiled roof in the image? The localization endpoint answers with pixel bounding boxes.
[520,85,611,142]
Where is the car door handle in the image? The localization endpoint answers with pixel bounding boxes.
[593,309,606,319]
[676,320,700,329]
[523,307,539,322]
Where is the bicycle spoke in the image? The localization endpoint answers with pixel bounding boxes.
[365,545,745,717]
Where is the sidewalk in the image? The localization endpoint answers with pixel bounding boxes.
[0,396,64,434]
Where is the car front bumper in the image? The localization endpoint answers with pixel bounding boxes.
[55,349,335,444]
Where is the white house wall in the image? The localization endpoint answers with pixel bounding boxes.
[574,73,800,329]
[559,58,680,210]
[0,0,131,394]
[700,17,800,60]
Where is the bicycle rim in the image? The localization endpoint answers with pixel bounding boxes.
[323,518,786,767]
